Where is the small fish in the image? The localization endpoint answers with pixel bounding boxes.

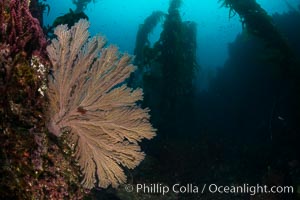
[278,116,284,121]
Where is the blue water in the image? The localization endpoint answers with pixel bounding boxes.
[44,0,299,70]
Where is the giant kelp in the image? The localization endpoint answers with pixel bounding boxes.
[46,8,88,38]
[133,0,198,136]
[218,0,300,134]
[72,0,95,13]
[218,0,298,77]
[134,11,165,67]
[194,10,300,199]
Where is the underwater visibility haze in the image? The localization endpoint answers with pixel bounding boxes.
[1,0,300,199]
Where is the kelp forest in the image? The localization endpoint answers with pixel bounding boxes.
[0,0,300,199]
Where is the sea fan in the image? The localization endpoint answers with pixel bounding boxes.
[46,19,156,189]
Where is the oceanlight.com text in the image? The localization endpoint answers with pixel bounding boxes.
[124,183,294,196]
